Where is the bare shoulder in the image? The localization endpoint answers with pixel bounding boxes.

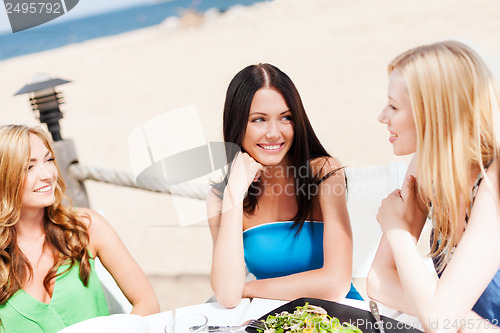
[310,156,345,180]
[75,207,105,222]
[75,208,119,257]
[74,207,109,233]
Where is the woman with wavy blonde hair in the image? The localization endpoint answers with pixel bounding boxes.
[367,41,500,332]
[0,125,158,332]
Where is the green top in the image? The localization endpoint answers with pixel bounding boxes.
[0,257,109,333]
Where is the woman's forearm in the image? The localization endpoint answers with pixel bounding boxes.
[243,267,351,302]
[367,235,416,314]
[130,292,160,316]
[210,189,247,308]
[386,230,441,331]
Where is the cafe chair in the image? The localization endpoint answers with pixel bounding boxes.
[94,257,133,314]
[345,161,408,279]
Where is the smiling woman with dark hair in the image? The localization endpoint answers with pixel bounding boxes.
[208,63,362,308]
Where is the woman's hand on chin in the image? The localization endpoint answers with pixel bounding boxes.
[226,152,263,200]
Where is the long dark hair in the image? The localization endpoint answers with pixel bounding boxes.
[220,63,342,231]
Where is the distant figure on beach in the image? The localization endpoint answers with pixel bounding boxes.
[207,63,362,308]
[0,125,159,333]
[367,41,500,331]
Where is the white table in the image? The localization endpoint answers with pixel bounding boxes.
[57,311,173,333]
[340,298,423,331]
[59,298,423,332]
[167,297,423,332]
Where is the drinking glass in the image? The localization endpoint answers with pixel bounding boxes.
[164,314,208,333]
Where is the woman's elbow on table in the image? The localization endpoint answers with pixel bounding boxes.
[317,271,351,301]
[366,268,381,301]
[211,280,243,309]
[325,279,351,301]
[214,293,242,309]
[132,300,160,316]
[130,289,160,316]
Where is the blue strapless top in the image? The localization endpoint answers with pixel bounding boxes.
[472,270,500,323]
[243,221,362,300]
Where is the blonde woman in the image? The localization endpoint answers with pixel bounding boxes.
[0,125,159,333]
[367,41,500,332]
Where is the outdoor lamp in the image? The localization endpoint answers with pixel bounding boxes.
[14,75,71,141]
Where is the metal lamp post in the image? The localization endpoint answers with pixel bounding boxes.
[14,76,70,142]
[15,75,90,207]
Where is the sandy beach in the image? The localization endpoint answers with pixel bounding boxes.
[1,0,500,311]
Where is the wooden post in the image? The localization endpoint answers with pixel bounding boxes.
[53,139,90,208]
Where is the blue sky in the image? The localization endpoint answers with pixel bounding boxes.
[0,0,152,33]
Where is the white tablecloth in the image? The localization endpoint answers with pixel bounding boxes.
[58,298,423,332]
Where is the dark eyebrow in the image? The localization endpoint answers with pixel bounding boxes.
[30,151,51,162]
[249,110,291,116]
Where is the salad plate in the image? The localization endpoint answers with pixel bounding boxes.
[245,297,423,333]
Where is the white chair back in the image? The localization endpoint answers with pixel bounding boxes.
[94,257,133,314]
[345,162,407,278]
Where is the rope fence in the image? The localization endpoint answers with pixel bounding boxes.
[68,163,210,200]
